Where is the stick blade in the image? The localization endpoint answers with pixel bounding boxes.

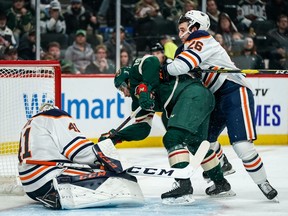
[189,140,210,169]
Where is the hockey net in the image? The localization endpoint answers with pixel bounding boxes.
[0,60,61,195]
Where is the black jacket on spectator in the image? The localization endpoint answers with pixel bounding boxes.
[17,33,36,60]
[64,5,99,35]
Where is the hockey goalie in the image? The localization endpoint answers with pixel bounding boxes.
[18,103,144,210]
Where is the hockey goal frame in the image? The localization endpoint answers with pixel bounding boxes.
[0,60,61,195]
[0,60,61,106]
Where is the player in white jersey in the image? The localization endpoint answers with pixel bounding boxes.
[162,10,278,201]
[18,103,144,209]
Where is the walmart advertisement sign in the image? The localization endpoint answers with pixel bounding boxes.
[60,76,287,145]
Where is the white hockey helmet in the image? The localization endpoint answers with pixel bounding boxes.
[183,10,210,31]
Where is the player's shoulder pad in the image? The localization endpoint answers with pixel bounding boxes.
[34,109,71,118]
[187,30,210,40]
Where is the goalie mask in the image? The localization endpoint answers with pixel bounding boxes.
[39,103,59,112]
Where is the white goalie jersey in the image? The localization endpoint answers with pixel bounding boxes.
[166,30,252,93]
[18,108,96,193]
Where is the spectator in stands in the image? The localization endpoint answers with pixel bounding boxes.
[47,41,79,74]
[17,29,36,60]
[214,33,226,48]
[30,0,54,12]
[85,44,115,74]
[159,35,177,59]
[231,32,245,56]
[236,0,267,32]
[267,14,288,69]
[0,13,17,56]
[40,0,68,50]
[120,48,131,67]
[65,29,94,73]
[133,0,162,51]
[265,0,288,23]
[96,0,110,23]
[63,0,101,47]
[2,45,19,60]
[216,13,238,55]
[6,0,34,45]
[104,26,134,64]
[182,0,198,13]
[41,52,54,60]
[160,0,183,23]
[40,1,66,34]
[232,36,265,69]
[134,0,161,19]
[206,0,221,36]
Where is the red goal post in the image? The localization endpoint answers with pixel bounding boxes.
[0,60,61,195]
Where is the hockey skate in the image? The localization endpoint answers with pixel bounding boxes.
[206,178,236,197]
[258,180,279,202]
[161,179,195,205]
[203,154,235,183]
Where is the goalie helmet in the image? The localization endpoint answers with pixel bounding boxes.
[114,67,131,89]
[181,10,210,31]
[39,103,59,112]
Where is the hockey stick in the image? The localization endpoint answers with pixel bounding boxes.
[22,141,209,179]
[22,159,193,178]
[115,106,142,132]
[198,69,288,74]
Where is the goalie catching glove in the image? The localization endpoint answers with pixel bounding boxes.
[135,83,155,111]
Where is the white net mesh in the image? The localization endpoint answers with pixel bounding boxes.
[0,63,60,195]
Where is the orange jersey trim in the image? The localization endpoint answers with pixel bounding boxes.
[65,139,89,158]
[241,87,254,140]
[244,157,262,169]
[20,166,50,181]
[181,52,198,67]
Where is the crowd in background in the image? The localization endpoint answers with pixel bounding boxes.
[0,0,287,73]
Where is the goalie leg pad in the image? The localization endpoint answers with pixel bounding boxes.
[53,174,144,209]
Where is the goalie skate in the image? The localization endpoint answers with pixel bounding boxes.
[206,178,236,198]
[161,179,195,205]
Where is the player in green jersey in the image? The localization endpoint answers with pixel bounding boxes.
[100,54,234,204]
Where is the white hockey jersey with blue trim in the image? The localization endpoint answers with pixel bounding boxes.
[18,109,96,193]
[166,31,252,93]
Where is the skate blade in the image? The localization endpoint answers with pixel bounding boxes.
[272,196,280,203]
[205,169,236,183]
[162,194,195,205]
[209,190,236,198]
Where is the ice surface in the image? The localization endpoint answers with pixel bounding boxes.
[0,145,287,216]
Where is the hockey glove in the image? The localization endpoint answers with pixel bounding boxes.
[135,83,155,111]
[98,129,122,145]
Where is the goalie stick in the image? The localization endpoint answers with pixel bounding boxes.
[23,140,210,179]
